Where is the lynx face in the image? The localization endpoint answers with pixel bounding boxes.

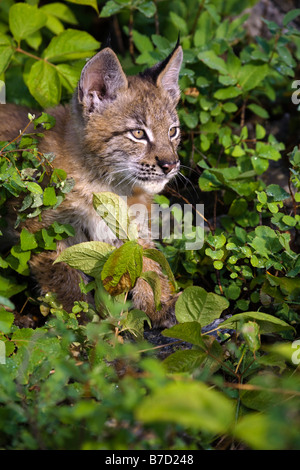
[75,45,183,195]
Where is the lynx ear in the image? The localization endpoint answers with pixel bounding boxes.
[141,43,183,104]
[78,48,127,113]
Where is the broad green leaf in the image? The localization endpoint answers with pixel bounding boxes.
[43,29,100,62]
[237,64,269,91]
[140,270,162,310]
[54,241,115,277]
[34,112,56,130]
[218,311,293,334]
[266,273,300,302]
[0,34,13,75]
[65,0,99,14]
[198,50,227,74]
[56,62,83,92]
[0,308,14,334]
[28,60,61,108]
[136,1,156,18]
[93,192,138,241]
[25,181,43,194]
[40,3,78,25]
[0,296,15,311]
[132,30,154,53]
[256,123,266,140]
[169,12,188,35]
[121,309,151,339]
[99,0,124,17]
[234,413,281,450]
[175,286,229,325]
[162,321,205,348]
[9,3,47,41]
[43,186,57,206]
[252,156,269,175]
[283,8,300,26]
[163,349,207,373]
[101,241,143,295]
[143,248,176,289]
[248,103,269,119]
[0,274,27,298]
[136,381,235,434]
[214,86,242,100]
[256,142,281,161]
[20,228,38,251]
[265,184,290,201]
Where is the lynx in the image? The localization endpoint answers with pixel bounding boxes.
[0,43,183,327]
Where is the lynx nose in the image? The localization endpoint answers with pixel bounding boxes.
[156,158,178,175]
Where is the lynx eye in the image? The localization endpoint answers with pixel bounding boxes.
[131,129,146,140]
[169,126,179,139]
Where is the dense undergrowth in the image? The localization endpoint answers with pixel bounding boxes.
[0,0,300,450]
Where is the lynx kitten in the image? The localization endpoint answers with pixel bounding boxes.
[0,43,183,327]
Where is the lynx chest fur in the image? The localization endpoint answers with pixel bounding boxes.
[0,44,183,327]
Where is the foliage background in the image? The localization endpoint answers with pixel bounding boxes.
[0,0,300,450]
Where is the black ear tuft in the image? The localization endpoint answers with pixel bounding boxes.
[140,39,183,103]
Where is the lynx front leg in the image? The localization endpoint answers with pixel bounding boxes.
[131,255,178,328]
[30,250,89,312]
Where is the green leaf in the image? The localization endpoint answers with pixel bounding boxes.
[162,321,205,348]
[0,274,27,298]
[132,30,154,53]
[9,3,47,41]
[163,349,207,373]
[136,381,235,434]
[101,241,143,295]
[27,60,61,108]
[219,311,293,334]
[34,112,56,130]
[143,248,176,289]
[175,286,229,326]
[255,123,266,140]
[265,184,290,201]
[256,142,281,161]
[43,29,100,62]
[121,309,151,340]
[43,186,57,206]
[237,64,269,91]
[136,1,156,18]
[214,86,242,100]
[65,0,99,14]
[99,0,124,17]
[0,296,15,310]
[169,12,188,35]
[0,308,14,334]
[23,181,41,195]
[40,3,78,25]
[283,8,300,26]
[20,228,38,251]
[56,62,83,92]
[248,104,269,119]
[93,192,138,241]
[54,241,115,277]
[0,34,14,75]
[198,50,228,74]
